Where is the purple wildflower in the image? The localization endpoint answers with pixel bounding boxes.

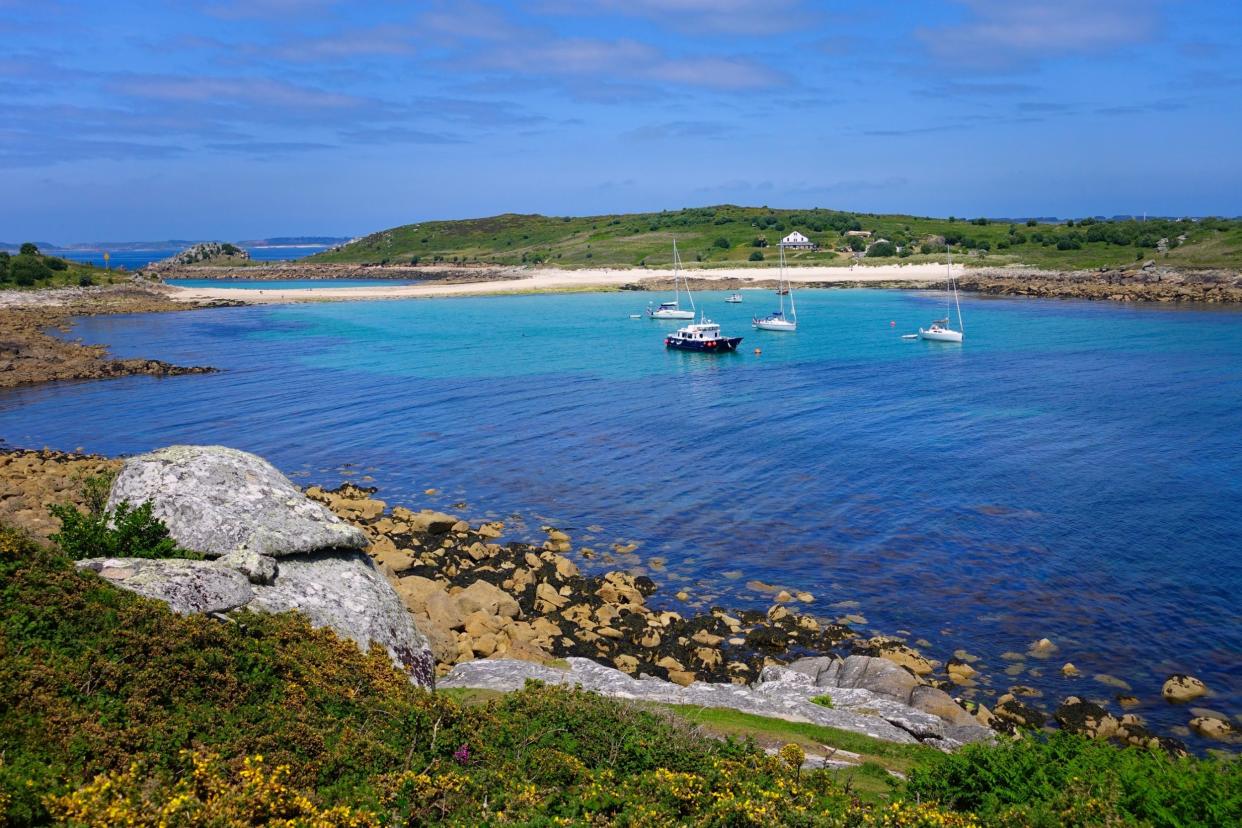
[453,743,470,765]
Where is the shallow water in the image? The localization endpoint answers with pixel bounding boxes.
[3,289,1240,742]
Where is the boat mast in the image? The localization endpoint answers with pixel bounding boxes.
[947,244,963,332]
[778,243,787,316]
[673,239,681,306]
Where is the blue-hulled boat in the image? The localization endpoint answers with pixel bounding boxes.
[664,318,743,352]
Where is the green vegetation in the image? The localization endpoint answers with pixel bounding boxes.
[312,206,1242,271]
[1,524,1238,826]
[811,694,835,709]
[48,472,199,560]
[0,243,120,290]
[907,731,1242,826]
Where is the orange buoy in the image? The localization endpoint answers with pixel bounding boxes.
[753,347,762,356]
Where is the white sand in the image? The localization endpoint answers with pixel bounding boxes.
[167,262,959,305]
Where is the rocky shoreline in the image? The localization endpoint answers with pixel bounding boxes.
[0,282,222,389]
[956,264,1242,303]
[3,446,1236,756]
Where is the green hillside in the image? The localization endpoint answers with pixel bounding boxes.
[0,244,125,291]
[4,522,1239,826]
[313,205,1242,271]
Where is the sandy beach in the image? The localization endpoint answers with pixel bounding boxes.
[165,262,958,304]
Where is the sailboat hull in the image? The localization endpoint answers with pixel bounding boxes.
[918,328,963,343]
[753,318,797,332]
[649,309,695,320]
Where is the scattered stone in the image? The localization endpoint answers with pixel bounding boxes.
[1189,716,1239,743]
[1161,674,1208,703]
[1026,638,1058,659]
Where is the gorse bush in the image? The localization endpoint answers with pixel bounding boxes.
[47,473,200,560]
[905,730,1242,827]
[2,525,1236,826]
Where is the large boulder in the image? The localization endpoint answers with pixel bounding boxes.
[246,550,435,687]
[77,557,252,614]
[107,445,367,558]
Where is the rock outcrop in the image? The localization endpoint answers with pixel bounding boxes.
[108,445,367,558]
[441,656,993,749]
[83,446,433,686]
[155,242,250,268]
[1161,674,1208,703]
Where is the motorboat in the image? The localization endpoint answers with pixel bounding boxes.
[725,292,743,303]
[664,317,743,352]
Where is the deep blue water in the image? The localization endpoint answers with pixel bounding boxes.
[166,279,421,290]
[55,245,330,269]
[2,289,1239,741]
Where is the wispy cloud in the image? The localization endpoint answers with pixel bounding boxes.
[110,75,368,110]
[538,0,809,36]
[206,140,335,156]
[202,0,341,20]
[918,0,1166,70]
[270,26,419,61]
[622,120,728,141]
[471,37,784,90]
[338,126,464,146]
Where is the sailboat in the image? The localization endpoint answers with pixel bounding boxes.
[647,239,696,320]
[919,247,964,343]
[752,243,797,331]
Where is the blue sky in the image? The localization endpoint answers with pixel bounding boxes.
[2,0,1240,241]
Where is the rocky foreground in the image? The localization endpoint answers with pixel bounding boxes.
[0,282,222,389]
[4,445,1236,756]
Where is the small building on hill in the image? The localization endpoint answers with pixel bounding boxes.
[845,230,873,238]
[780,231,816,250]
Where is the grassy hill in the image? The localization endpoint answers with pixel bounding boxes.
[313,205,1242,271]
[3,521,1239,826]
[0,244,129,291]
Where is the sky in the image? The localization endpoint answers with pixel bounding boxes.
[2,0,1240,242]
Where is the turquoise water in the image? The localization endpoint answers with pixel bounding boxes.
[166,278,420,290]
[2,289,1240,742]
[59,246,331,269]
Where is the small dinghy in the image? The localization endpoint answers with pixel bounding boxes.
[725,292,743,303]
[664,316,742,352]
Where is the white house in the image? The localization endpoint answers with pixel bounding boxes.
[780,231,816,250]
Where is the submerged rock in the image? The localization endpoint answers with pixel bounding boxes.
[108,445,367,558]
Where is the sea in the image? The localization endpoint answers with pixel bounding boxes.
[53,245,331,270]
[2,288,1239,744]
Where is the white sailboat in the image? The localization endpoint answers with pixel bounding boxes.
[752,243,797,331]
[647,239,696,320]
[919,247,964,343]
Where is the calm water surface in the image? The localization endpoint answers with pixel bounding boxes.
[2,289,1239,741]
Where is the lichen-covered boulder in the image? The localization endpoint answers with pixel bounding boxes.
[77,557,252,614]
[246,550,435,687]
[107,445,367,558]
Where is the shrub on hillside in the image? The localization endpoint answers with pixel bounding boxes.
[713,237,730,249]
[749,251,765,261]
[9,255,51,286]
[867,241,896,257]
[47,473,199,560]
[905,730,1242,826]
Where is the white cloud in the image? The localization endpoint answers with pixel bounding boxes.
[919,0,1165,69]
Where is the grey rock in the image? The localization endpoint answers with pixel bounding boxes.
[777,655,993,745]
[77,557,252,614]
[218,548,279,585]
[107,445,367,558]
[247,550,434,687]
[442,657,985,746]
